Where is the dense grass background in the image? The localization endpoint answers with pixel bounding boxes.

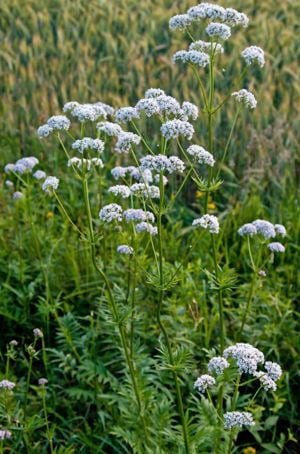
[0,0,299,452]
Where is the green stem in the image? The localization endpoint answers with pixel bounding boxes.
[81,174,149,443]
[156,171,190,454]
[24,339,37,419]
[216,108,241,179]
[53,192,84,237]
[211,235,225,352]
[227,375,241,454]
[41,389,54,453]
[131,121,154,156]
[204,48,215,213]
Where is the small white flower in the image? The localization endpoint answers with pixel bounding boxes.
[192,215,219,234]
[207,357,230,375]
[12,191,24,200]
[156,95,182,116]
[189,40,224,54]
[123,208,155,223]
[135,98,160,117]
[38,378,48,386]
[4,163,15,173]
[0,430,12,440]
[258,270,267,277]
[173,50,210,68]
[72,138,104,154]
[47,115,71,131]
[254,371,277,391]
[99,204,123,223]
[33,170,47,180]
[180,102,199,121]
[224,8,249,27]
[5,180,14,188]
[33,328,43,338]
[224,343,264,374]
[238,223,257,236]
[115,132,141,153]
[161,119,194,140]
[117,245,134,255]
[268,242,285,253]
[115,107,140,123]
[206,23,231,41]
[108,185,131,199]
[252,220,276,239]
[188,4,225,21]
[194,374,216,393]
[94,101,114,116]
[63,101,80,112]
[169,13,192,30]
[71,104,107,122]
[264,361,282,381]
[145,88,165,99]
[140,154,185,174]
[232,89,257,109]
[42,176,59,194]
[135,222,158,235]
[274,224,286,237]
[37,124,54,138]
[241,46,265,67]
[224,411,255,429]
[187,145,215,166]
[14,157,39,174]
[97,121,123,136]
[0,380,16,390]
[130,183,160,199]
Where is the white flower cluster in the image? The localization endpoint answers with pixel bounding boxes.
[135,222,158,236]
[0,430,12,440]
[123,209,155,223]
[206,22,231,40]
[130,183,160,199]
[115,107,140,123]
[117,245,134,255]
[13,191,24,200]
[189,40,224,55]
[99,204,123,223]
[187,145,215,166]
[241,46,265,67]
[140,154,185,174]
[207,356,229,375]
[194,374,216,393]
[111,166,153,183]
[161,119,194,140]
[180,102,199,121]
[42,176,60,194]
[108,185,131,199]
[68,157,103,171]
[224,343,264,374]
[223,411,255,429]
[232,89,257,109]
[238,220,286,240]
[192,215,219,234]
[136,93,198,121]
[135,98,161,117]
[169,14,192,30]
[145,88,166,98]
[37,116,71,137]
[97,121,123,136]
[170,3,249,30]
[33,170,47,180]
[238,220,286,253]
[68,103,110,122]
[268,242,285,253]
[72,138,104,154]
[173,50,210,68]
[115,132,141,153]
[0,379,16,390]
[5,156,39,175]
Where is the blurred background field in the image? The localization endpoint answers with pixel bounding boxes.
[0,0,299,452]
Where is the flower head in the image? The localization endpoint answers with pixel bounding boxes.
[187,145,215,166]
[274,224,286,237]
[206,23,231,40]
[47,115,71,131]
[224,343,264,374]
[207,357,230,375]
[72,138,104,154]
[268,242,285,253]
[188,3,225,21]
[123,208,155,223]
[264,361,282,381]
[97,121,123,136]
[224,411,255,429]
[38,378,48,386]
[224,8,249,27]
[71,104,107,122]
[115,107,140,123]
[252,220,276,239]
[238,223,257,237]
[135,222,158,235]
[37,124,54,138]
[194,374,216,393]
[189,40,224,54]
[33,170,47,180]
[169,14,192,30]
[0,430,12,440]
[99,204,123,223]
[117,245,134,255]
[242,46,265,67]
[12,191,24,200]
[161,119,194,140]
[192,215,219,234]
[135,98,160,117]
[232,89,257,109]
[108,185,131,199]
[115,132,141,153]
[33,328,43,338]
[0,380,16,390]
[42,176,59,195]
[180,102,199,121]
[145,88,165,99]
[173,50,210,68]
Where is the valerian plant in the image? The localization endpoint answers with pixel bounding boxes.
[2,2,289,453]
